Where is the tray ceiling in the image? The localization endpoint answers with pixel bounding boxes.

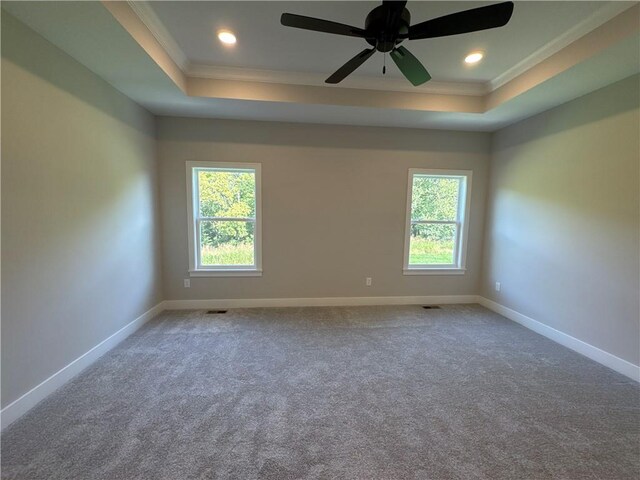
[2,1,638,131]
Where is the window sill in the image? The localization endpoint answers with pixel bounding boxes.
[189,269,263,278]
[403,268,466,276]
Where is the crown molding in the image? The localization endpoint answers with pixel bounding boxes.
[489,2,636,90]
[126,0,637,102]
[187,64,489,96]
[127,0,487,96]
[126,0,189,71]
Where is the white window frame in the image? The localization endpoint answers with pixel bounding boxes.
[403,168,472,275]
[186,161,262,277]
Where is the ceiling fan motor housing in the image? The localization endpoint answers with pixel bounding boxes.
[365,5,410,52]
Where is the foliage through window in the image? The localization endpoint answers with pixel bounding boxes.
[404,169,471,273]
[187,163,261,275]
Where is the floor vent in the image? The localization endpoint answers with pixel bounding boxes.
[422,305,441,309]
[207,310,228,314]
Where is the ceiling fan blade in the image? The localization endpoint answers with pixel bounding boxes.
[390,46,431,86]
[326,48,376,84]
[408,2,514,40]
[281,13,367,38]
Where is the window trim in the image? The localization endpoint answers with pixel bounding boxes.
[186,161,262,277]
[403,168,472,275]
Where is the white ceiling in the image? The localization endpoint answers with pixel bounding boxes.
[2,1,638,131]
[151,1,606,83]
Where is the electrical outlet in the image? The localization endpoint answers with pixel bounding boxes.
[495,281,501,292]
[184,278,191,288]
[366,277,372,286]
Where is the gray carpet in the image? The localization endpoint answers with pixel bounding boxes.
[2,304,639,479]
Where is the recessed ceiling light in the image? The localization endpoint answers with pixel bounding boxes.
[217,30,236,45]
[464,52,483,64]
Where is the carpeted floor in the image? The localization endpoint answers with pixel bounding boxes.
[1,304,639,479]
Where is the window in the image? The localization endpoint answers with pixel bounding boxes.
[186,162,262,276]
[403,169,471,274]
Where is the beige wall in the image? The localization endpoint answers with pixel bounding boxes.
[158,118,491,301]
[1,14,163,406]
[482,75,640,365]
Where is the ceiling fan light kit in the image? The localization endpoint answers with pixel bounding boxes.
[281,1,514,86]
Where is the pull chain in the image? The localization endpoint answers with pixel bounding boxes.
[383,51,386,75]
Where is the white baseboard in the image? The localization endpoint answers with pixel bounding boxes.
[0,294,473,429]
[0,302,164,431]
[5,295,635,430]
[478,296,640,382]
[163,295,479,310]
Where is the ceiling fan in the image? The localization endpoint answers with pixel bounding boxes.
[280,1,514,86]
